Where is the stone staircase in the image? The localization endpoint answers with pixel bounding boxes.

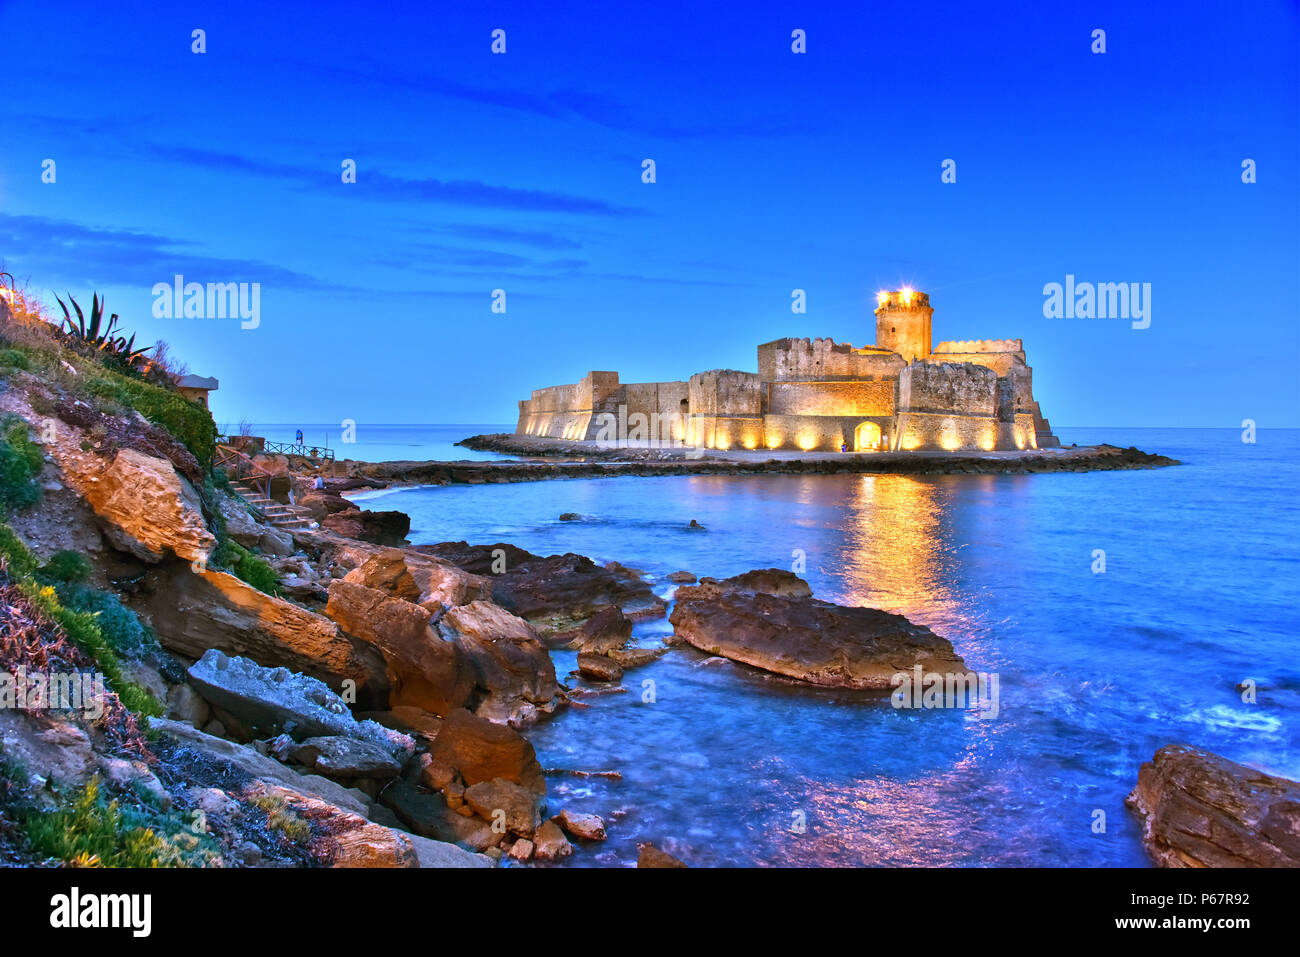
[228,479,315,531]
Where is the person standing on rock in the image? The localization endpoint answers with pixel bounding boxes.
[295,428,304,446]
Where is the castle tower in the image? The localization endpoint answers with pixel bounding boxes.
[875,289,933,362]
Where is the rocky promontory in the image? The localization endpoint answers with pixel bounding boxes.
[669,570,968,689]
[1127,744,1300,868]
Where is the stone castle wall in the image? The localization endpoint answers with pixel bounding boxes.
[758,338,901,382]
[512,292,1056,453]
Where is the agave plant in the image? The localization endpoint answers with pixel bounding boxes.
[56,293,151,368]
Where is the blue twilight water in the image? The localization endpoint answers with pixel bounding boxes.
[354,428,1300,867]
[236,423,516,463]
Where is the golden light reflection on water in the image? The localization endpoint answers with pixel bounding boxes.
[839,475,955,616]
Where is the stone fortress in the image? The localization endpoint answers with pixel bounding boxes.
[515,290,1059,452]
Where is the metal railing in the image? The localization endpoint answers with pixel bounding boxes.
[262,439,334,462]
[216,436,335,462]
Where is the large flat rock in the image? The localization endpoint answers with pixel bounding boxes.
[1127,744,1300,867]
[670,572,966,689]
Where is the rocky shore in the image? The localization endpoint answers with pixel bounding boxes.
[0,316,1284,870]
[336,435,1179,489]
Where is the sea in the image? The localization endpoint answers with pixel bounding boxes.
[343,426,1299,867]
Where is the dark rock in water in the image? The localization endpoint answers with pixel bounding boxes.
[637,842,687,868]
[413,540,540,575]
[666,570,697,583]
[418,542,666,633]
[1127,744,1300,867]
[557,603,632,654]
[427,707,547,794]
[687,519,705,530]
[558,512,582,522]
[576,652,624,683]
[695,568,812,599]
[322,508,411,545]
[669,572,966,689]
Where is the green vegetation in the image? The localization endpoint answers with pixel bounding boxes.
[249,793,311,844]
[0,415,43,511]
[212,538,281,597]
[85,371,216,469]
[55,293,150,371]
[20,776,214,867]
[38,549,93,583]
[0,348,29,370]
[55,583,157,659]
[0,526,160,716]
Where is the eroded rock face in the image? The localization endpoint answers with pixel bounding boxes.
[54,445,215,564]
[1127,744,1300,867]
[439,601,562,727]
[137,563,388,703]
[426,708,546,794]
[418,542,667,632]
[669,572,966,689]
[326,579,476,716]
[327,540,492,610]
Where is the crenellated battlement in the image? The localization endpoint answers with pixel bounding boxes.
[933,338,1024,355]
[512,286,1058,452]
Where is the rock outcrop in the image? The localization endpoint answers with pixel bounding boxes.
[1127,744,1300,867]
[670,571,966,689]
[426,708,547,794]
[417,542,667,632]
[438,600,562,727]
[186,650,412,756]
[53,444,215,563]
[136,562,389,703]
[325,579,476,716]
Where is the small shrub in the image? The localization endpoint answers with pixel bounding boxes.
[56,583,157,658]
[0,522,38,579]
[0,349,29,370]
[0,415,43,512]
[212,538,280,597]
[24,777,214,867]
[38,549,93,584]
[87,373,216,469]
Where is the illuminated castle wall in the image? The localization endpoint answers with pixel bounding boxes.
[515,289,1059,452]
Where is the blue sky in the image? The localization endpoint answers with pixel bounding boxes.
[0,0,1296,429]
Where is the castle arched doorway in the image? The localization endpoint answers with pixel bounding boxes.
[854,422,882,452]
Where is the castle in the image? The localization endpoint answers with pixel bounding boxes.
[515,290,1059,452]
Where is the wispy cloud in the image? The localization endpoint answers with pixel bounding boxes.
[0,212,343,291]
[144,145,639,216]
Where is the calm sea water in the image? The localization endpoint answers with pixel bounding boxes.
[236,423,517,462]
[353,428,1300,867]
